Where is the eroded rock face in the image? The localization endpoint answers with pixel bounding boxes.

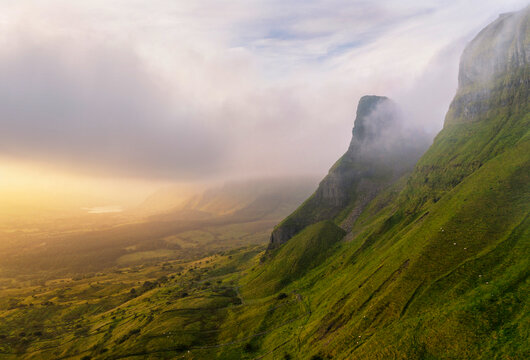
[313,169,356,207]
[268,225,299,249]
[448,8,529,123]
[350,96,393,144]
[401,6,529,211]
[459,11,528,87]
[312,96,396,207]
[268,95,428,250]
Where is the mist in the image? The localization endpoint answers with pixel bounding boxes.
[0,0,528,185]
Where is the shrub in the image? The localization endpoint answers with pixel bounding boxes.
[277,292,288,300]
[244,342,257,352]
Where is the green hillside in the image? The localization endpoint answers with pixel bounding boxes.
[0,7,528,360]
[244,221,345,297]
[236,7,530,359]
[268,96,429,250]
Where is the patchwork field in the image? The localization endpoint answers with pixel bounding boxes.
[0,243,314,359]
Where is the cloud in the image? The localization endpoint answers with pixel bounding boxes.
[0,33,228,179]
[0,0,528,181]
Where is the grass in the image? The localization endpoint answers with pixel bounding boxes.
[242,221,346,298]
[117,250,179,265]
[200,12,530,358]
[0,9,528,360]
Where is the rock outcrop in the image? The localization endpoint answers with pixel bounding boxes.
[403,7,530,209]
[267,95,429,250]
[448,8,529,123]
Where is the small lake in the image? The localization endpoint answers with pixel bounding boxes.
[82,206,123,214]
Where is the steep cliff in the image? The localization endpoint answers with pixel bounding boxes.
[402,8,529,210]
[242,7,530,360]
[268,96,428,250]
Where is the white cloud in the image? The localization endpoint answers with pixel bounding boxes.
[0,0,528,181]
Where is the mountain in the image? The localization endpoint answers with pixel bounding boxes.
[133,176,318,222]
[180,177,319,220]
[244,7,529,359]
[131,185,198,217]
[3,8,528,360]
[268,95,429,250]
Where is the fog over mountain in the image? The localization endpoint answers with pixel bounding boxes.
[0,3,528,359]
[0,0,527,183]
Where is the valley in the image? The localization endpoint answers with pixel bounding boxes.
[0,4,528,360]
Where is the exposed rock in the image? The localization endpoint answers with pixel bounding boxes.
[459,10,528,87]
[403,6,529,211]
[448,7,529,123]
[268,95,429,250]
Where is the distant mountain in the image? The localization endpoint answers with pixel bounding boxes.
[244,7,529,359]
[8,8,527,360]
[268,95,430,250]
[132,185,197,217]
[144,176,319,222]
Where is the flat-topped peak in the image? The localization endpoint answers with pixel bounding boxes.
[351,95,397,144]
[355,95,389,118]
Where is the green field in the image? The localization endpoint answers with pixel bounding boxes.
[0,244,313,359]
[0,6,528,360]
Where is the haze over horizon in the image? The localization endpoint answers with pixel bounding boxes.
[1,0,528,213]
[0,3,528,358]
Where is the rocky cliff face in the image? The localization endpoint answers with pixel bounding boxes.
[403,7,529,210]
[459,11,528,88]
[268,96,429,250]
[313,96,393,206]
[255,7,530,359]
[268,8,529,252]
[448,8,529,123]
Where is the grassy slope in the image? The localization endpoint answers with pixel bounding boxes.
[298,127,529,359]
[230,10,530,360]
[242,221,345,298]
[1,10,528,360]
[1,103,527,360]
[0,247,273,359]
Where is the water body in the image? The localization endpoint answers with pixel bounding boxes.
[82,206,123,214]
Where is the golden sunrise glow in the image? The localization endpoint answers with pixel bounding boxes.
[0,159,191,220]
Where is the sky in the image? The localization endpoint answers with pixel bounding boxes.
[0,0,528,210]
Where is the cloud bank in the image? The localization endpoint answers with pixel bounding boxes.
[0,0,527,181]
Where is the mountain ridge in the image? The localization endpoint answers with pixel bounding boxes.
[268,95,430,250]
[1,7,528,360]
[249,6,529,359]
